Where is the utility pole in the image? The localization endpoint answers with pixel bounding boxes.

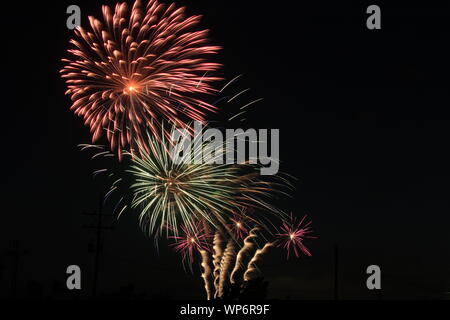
[334,245,339,300]
[0,261,4,281]
[6,240,27,298]
[82,194,114,297]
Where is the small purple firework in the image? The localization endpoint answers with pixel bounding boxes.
[170,222,211,265]
[277,214,316,259]
[229,210,250,240]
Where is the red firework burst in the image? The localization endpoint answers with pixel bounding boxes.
[170,222,211,264]
[228,209,250,240]
[61,0,221,159]
[277,214,316,259]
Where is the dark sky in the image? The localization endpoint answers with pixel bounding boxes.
[2,0,450,300]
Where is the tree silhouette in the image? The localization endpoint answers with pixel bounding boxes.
[220,277,269,300]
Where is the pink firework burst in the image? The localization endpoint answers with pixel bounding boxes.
[170,222,211,265]
[277,214,316,259]
[228,209,250,240]
[60,0,221,159]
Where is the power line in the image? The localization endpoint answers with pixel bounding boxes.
[82,193,114,297]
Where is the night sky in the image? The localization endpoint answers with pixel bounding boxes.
[2,0,450,300]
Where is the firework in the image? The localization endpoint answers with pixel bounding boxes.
[230,227,259,284]
[125,125,289,239]
[276,214,316,259]
[228,209,250,240]
[212,231,224,297]
[169,221,210,265]
[61,0,221,159]
[218,239,236,297]
[200,249,214,300]
[243,242,273,281]
[194,220,315,299]
[65,0,318,300]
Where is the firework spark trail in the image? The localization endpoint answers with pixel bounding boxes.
[219,74,242,93]
[243,242,273,281]
[212,231,224,298]
[230,227,259,284]
[218,239,236,297]
[200,249,214,300]
[61,0,222,159]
